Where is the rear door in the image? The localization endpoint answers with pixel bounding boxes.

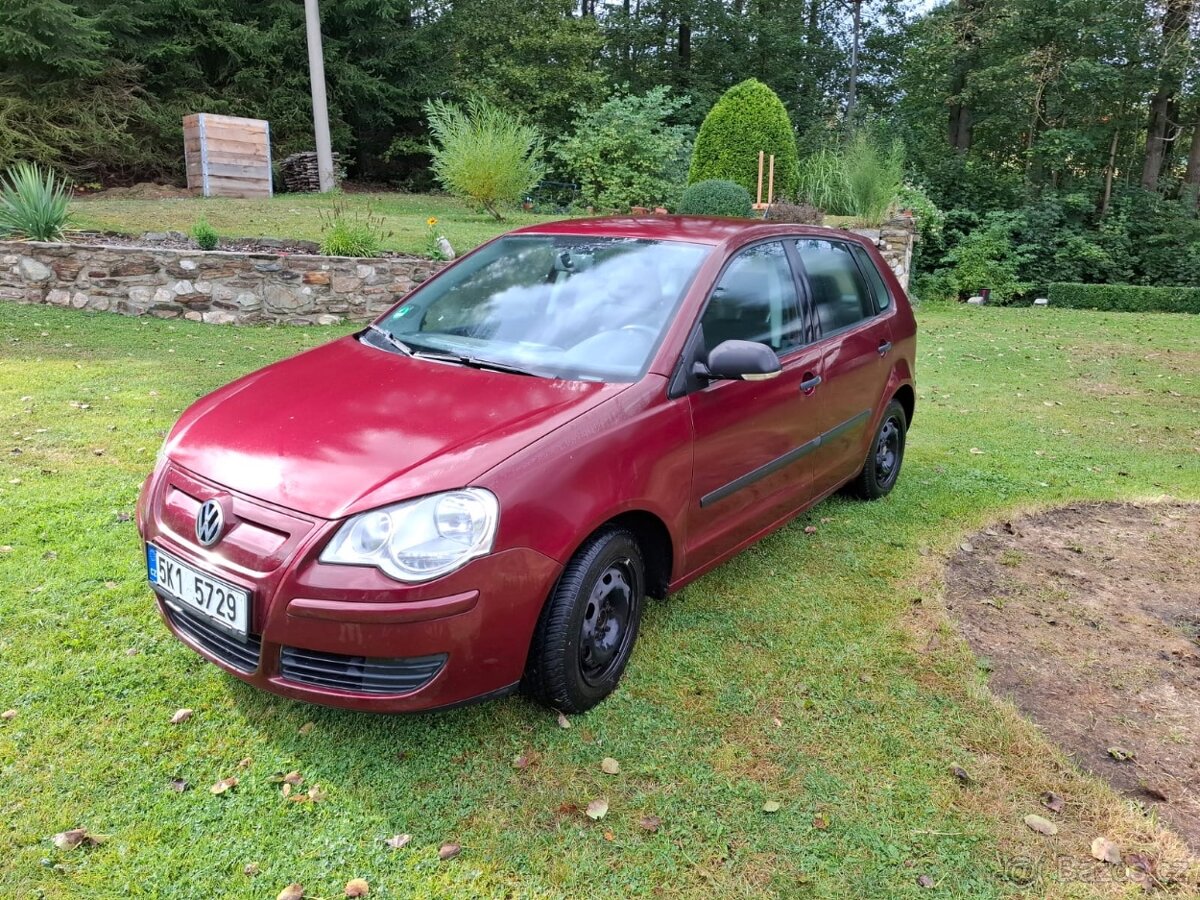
[792,238,895,497]
[684,240,824,573]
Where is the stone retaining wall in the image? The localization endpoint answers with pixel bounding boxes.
[0,241,446,325]
[1,219,915,326]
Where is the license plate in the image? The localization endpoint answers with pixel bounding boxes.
[147,543,250,637]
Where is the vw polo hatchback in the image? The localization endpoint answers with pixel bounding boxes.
[137,216,916,713]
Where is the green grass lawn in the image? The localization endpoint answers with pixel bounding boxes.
[70,193,559,257]
[1,304,1198,899]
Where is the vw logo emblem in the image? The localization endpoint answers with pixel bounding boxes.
[195,499,225,547]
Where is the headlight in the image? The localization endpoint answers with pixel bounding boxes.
[320,489,499,582]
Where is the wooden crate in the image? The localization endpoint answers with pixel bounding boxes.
[183,114,273,199]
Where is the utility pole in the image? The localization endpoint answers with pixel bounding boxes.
[846,0,863,126]
[304,0,336,192]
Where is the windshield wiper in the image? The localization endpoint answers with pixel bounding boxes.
[410,349,545,378]
[363,323,413,356]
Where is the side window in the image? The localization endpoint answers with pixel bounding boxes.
[851,244,892,312]
[794,239,875,334]
[700,242,801,354]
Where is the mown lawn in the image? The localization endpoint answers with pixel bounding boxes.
[70,193,558,257]
[0,303,1197,899]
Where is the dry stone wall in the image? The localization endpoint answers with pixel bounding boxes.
[1,219,914,326]
[0,241,446,325]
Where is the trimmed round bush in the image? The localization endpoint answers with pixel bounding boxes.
[687,78,799,198]
[677,179,754,218]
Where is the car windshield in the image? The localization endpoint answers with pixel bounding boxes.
[366,235,710,382]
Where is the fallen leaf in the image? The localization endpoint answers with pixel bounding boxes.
[168,778,189,793]
[281,784,292,799]
[960,542,975,553]
[0,546,13,554]
[52,829,87,851]
[761,800,781,813]
[586,799,609,820]
[556,711,571,729]
[236,757,252,769]
[438,842,461,860]
[282,770,303,786]
[1091,836,1121,865]
[277,883,304,900]
[1040,791,1064,813]
[512,753,531,769]
[1023,814,1058,836]
[298,721,315,735]
[603,829,615,841]
[1,709,16,720]
[969,447,985,454]
[244,863,260,876]
[384,833,411,850]
[917,874,934,888]
[638,815,661,832]
[169,708,193,725]
[1107,746,1136,762]
[344,877,370,897]
[950,764,973,784]
[306,785,326,803]
[771,716,783,727]
[210,776,238,795]
[803,525,817,534]
[600,757,620,775]
[812,815,829,830]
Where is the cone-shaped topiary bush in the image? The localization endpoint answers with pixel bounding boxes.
[687,79,799,199]
[677,179,753,218]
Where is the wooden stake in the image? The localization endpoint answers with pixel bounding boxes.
[756,151,765,206]
[767,155,775,205]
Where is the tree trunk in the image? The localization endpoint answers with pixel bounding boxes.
[1100,128,1120,218]
[946,0,984,153]
[678,17,691,76]
[1141,0,1193,190]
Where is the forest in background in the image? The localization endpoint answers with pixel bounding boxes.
[2,0,1199,293]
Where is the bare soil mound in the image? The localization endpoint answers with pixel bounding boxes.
[946,501,1200,849]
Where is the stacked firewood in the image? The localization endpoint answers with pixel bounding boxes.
[279,151,345,193]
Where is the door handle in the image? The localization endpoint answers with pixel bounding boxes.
[800,373,822,393]
[877,340,893,357]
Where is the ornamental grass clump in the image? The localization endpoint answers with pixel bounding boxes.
[425,96,545,221]
[0,161,71,242]
[318,201,389,257]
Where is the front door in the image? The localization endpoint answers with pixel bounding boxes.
[684,240,824,573]
[792,238,895,497]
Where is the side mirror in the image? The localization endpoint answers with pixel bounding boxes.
[697,339,782,382]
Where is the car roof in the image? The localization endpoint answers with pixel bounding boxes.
[507,215,858,248]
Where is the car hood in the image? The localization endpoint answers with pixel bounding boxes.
[166,336,628,519]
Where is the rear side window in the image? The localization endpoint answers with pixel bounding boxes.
[851,245,892,311]
[794,239,874,334]
[701,241,802,354]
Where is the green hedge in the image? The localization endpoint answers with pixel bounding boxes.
[1047,283,1200,314]
[688,79,799,198]
[677,179,753,218]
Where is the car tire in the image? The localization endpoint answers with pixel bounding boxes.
[523,526,645,714]
[848,399,907,500]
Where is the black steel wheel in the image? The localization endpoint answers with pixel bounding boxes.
[848,399,908,500]
[523,527,646,713]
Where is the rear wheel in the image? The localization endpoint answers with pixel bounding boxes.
[523,527,645,713]
[848,399,907,500]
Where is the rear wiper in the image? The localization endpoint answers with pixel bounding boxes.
[410,349,544,378]
[363,323,413,356]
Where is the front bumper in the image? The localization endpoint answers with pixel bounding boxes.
[140,463,562,712]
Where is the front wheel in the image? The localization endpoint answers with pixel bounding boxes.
[523,527,645,713]
[848,399,907,500]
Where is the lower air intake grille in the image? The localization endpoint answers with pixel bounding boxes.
[163,601,261,673]
[280,646,447,695]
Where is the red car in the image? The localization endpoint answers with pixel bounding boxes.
[137,216,916,713]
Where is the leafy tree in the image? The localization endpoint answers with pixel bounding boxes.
[552,86,692,212]
[688,78,799,198]
[425,96,545,220]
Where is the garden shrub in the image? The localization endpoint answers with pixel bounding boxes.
[425,96,545,221]
[677,179,753,218]
[190,217,219,251]
[553,87,692,212]
[687,79,799,198]
[1047,283,1200,314]
[797,129,905,225]
[764,201,823,224]
[0,161,71,241]
[938,212,1027,303]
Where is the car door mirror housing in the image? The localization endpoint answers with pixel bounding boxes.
[697,340,782,382]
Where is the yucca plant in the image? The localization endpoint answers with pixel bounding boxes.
[0,162,72,241]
